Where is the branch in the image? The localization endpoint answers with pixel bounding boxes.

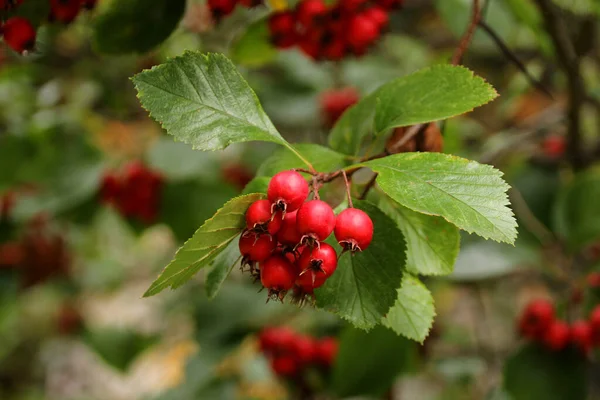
[534,0,585,169]
[452,0,482,65]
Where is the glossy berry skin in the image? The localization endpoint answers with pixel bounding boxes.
[316,337,338,367]
[364,6,389,29]
[260,255,298,292]
[239,233,276,262]
[271,355,298,377]
[296,0,328,27]
[590,305,600,345]
[571,320,592,353]
[246,199,282,235]
[296,200,336,241]
[277,210,302,246]
[347,14,379,49]
[334,208,374,251]
[1,17,36,54]
[542,320,570,351]
[268,170,309,213]
[49,0,81,23]
[518,299,555,340]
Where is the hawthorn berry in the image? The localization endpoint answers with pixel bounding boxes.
[259,326,297,353]
[208,0,236,21]
[245,199,282,235]
[347,14,379,50]
[296,0,328,27]
[271,354,299,376]
[49,0,81,24]
[542,320,570,351]
[296,243,338,289]
[291,335,317,365]
[587,272,600,288]
[590,305,600,345]
[268,11,297,48]
[339,0,368,14]
[518,299,555,340]
[239,232,276,263]
[268,170,309,213]
[276,210,303,247]
[296,200,336,242]
[260,254,299,296]
[316,337,338,367]
[571,320,592,354]
[364,6,389,30]
[319,87,360,126]
[334,208,374,252]
[543,136,565,158]
[1,17,36,54]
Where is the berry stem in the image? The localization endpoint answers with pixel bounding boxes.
[341,170,353,208]
[451,0,481,65]
[358,172,378,200]
[283,143,316,173]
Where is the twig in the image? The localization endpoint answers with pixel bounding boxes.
[534,0,585,169]
[341,170,354,208]
[386,124,427,153]
[478,20,553,99]
[452,0,482,65]
[359,173,378,200]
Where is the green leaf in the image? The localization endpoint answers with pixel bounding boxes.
[205,238,242,300]
[315,200,406,330]
[242,176,270,194]
[328,94,377,155]
[93,0,186,54]
[552,0,600,15]
[553,167,600,252]
[256,144,348,176]
[383,275,435,343]
[362,153,517,243]
[231,18,277,67]
[144,193,264,297]
[332,325,415,398]
[132,52,288,151]
[379,197,460,276]
[504,344,587,400]
[373,65,497,134]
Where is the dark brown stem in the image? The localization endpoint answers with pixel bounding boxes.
[359,173,378,200]
[534,0,585,169]
[341,170,354,208]
[452,0,482,65]
[385,124,427,154]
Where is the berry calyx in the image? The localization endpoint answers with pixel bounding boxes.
[260,254,299,299]
[267,170,309,213]
[334,208,374,252]
[276,210,303,247]
[518,299,555,340]
[571,320,592,354]
[542,320,570,351]
[246,199,282,235]
[296,200,336,243]
[239,232,276,263]
[1,17,36,54]
[296,243,338,290]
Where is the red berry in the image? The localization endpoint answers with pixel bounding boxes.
[276,210,303,247]
[587,272,600,288]
[260,254,298,293]
[1,17,36,54]
[296,243,337,290]
[296,268,327,292]
[364,6,389,30]
[291,335,317,365]
[339,0,368,14]
[296,200,336,242]
[268,11,297,49]
[590,305,600,345]
[322,38,346,61]
[518,299,555,340]
[316,337,338,367]
[239,232,276,262]
[208,0,236,20]
[245,199,282,235]
[100,173,121,204]
[298,35,322,59]
[259,326,297,353]
[347,14,379,49]
[296,0,328,27]
[542,320,570,351]
[268,170,309,213]
[271,355,298,376]
[49,0,81,23]
[375,0,403,10]
[334,208,374,252]
[320,87,360,126]
[571,320,592,354]
[543,136,565,158]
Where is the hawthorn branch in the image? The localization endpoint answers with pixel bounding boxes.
[341,170,354,208]
[359,173,378,200]
[452,0,482,65]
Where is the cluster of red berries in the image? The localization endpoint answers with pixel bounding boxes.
[208,0,261,22]
[258,326,338,377]
[268,0,403,61]
[100,161,163,224]
[518,299,600,354]
[240,170,374,301]
[319,87,360,127]
[0,0,97,54]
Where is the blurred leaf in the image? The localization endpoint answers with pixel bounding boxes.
[553,167,600,252]
[332,325,415,397]
[379,197,460,276]
[315,201,405,330]
[383,275,435,343]
[231,18,277,67]
[144,193,265,297]
[205,238,242,300]
[329,93,377,156]
[511,165,560,231]
[83,328,158,371]
[147,138,220,181]
[504,344,587,400]
[132,52,289,151]
[362,153,517,244]
[256,143,348,176]
[450,239,525,281]
[552,0,600,15]
[93,0,186,54]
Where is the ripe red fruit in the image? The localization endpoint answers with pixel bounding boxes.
[316,337,338,366]
[364,6,389,29]
[268,11,297,48]
[296,243,337,291]
[339,0,368,14]
[271,355,298,376]
[571,320,592,354]
[259,326,297,353]
[239,233,276,263]
[245,199,282,235]
[291,335,317,365]
[268,170,309,213]
[49,0,81,23]
[542,320,570,351]
[518,299,555,340]
[587,272,600,288]
[296,200,336,242]
[296,0,328,27]
[322,38,346,61]
[320,87,360,126]
[260,254,298,294]
[334,208,374,252]
[375,0,403,10]
[208,0,236,20]
[277,210,303,246]
[347,14,379,49]
[1,17,36,54]
[543,136,565,158]
[590,305,600,345]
